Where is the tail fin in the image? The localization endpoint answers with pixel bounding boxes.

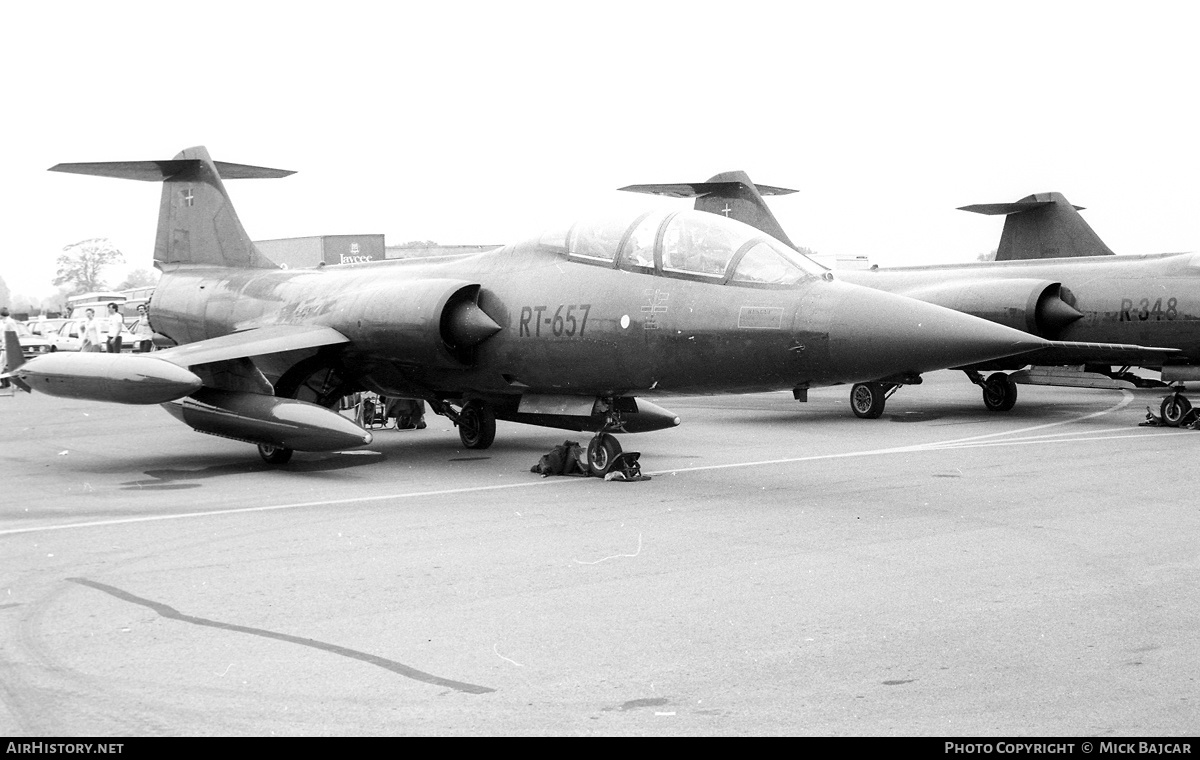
[50,146,294,270]
[620,171,800,249]
[2,331,31,392]
[959,192,1115,261]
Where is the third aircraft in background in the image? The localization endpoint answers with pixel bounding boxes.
[622,175,1191,422]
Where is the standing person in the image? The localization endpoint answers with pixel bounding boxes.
[132,304,153,353]
[105,302,124,353]
[81,308,103,352]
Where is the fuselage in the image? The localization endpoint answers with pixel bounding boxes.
[149,245,864,398]
[148,211,1046,403]
[840,251,1200,364]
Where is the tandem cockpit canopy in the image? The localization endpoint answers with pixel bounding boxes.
[534,210,829,287]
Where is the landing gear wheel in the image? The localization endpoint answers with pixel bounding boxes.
[458,400,496,449]
[982,372,1018,412]
[587,433,623,477]
[257,443,294,465]
[262,355,361,462]
[850,383,886,419]
[1160,393,1192,428]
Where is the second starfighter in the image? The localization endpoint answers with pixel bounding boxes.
[624,173,1182,419]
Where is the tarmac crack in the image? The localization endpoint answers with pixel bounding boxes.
[66,577,495,695]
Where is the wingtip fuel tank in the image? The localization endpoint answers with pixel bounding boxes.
[12,353,204,405]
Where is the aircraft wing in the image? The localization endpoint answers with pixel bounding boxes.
[153,325,349,368]
[618,181,798,198]
[1002,341,1179,367]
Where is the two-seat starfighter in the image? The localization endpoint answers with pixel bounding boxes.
[3,147,1114,469]
[624,174,1182,420]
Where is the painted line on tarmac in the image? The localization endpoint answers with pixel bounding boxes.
[0,477,585,537]
[648,391,1182,470]
[914,391,1137,446]
[0,391,1173,538]
[926,431,1182,451]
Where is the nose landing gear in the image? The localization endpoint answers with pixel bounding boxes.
[1159,391,1193,427]
[586,433,623,477]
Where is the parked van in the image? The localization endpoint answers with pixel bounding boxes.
[65,291,127,320]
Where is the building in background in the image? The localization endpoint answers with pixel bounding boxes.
[254,234,387,269]
[386,243,501,260]
[254,235,503,267]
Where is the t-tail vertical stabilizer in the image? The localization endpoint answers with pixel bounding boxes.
[619,171,800,249]
[958,192,1116,261]
[49,147,295,270]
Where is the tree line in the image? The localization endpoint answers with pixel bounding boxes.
[1,238,158,317]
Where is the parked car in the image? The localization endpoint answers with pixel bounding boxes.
[49,318,139,352]
[9,322,54,359]
[27,318,69,338]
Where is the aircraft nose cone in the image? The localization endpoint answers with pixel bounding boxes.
[826,285,1045,382]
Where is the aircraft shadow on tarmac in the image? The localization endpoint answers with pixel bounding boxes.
[119,451,389,490]
[116,431,560,490]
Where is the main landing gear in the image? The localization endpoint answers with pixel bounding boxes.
[430,398,498,450]
[257,442,293,465]
[850,372,1015,418]
[965,370,1018,412]
[262,355,361,465]
[849,382,899,419]
[456,399,497,449]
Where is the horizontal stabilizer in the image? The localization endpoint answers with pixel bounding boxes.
[49,159,295,182]
[960,200,1055,216]
[154,325,349,369]
[620,171,800,249]
[620,181,798,198]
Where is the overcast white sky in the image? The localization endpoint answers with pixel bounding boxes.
[2,0,1199,298]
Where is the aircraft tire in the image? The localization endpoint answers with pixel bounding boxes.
[587,433,622,476]
[850,383,886,419]
[1160,394,1192,428]
[982,372,1018,412]
[257,443,294,465]
[458,400,496,449]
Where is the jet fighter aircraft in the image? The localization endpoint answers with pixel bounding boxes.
[4,147,1113,468]
[623,174,1185,420]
